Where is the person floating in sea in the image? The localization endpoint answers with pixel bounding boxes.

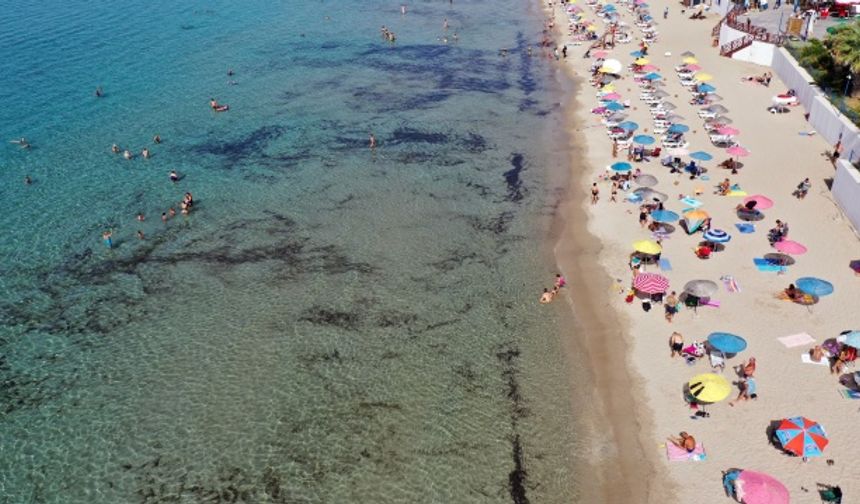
[142,148,151,159]
[10,137,30,149]
[102,230,113,249]
[95,86,103,97]
[169,170,179,183]
[24,175,32,185]
[153,134,161,144]
[209,98,229,112]
[123,150,133,160]
[111,143,121,154]
[137,213,145,221]
[137,230,145,240]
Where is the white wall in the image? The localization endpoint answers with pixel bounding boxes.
[832,160,860,235]
[718,23,747,47]
[711,0,734,17]
[731,40,775,66]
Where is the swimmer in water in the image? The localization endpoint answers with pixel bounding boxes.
[137,230,145,240]
[142,148,150,159]
[112,143,121,154]
[11,137,30,149]
[369,133,377,149]
[24,175,32,185]
[168,207,176,218]
[161,212,168,223]
[102,230,113,248]
[123,150,133,160]
[153,134,161,144]
[227,69,234,76]
[209,98,219,110]
[169,170,179,182]
[95,86,103,97]
[137,213,145,222]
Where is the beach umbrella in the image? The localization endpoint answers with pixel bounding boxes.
[680,50,695,58]
[601,92,622,101]
[652,89,670,98]
[694,72,713,82]
[633,188,668,202]
[683,279,717,297]
[650,210,678,223]
[660,102,678,111]
[684,63,702,71]
[641,64,660,71]
[666,113,685,122]
[796,277,834,297]
[774,240,807,255]
[707,332,747,354]
[704,93,724,103]
[734,471,789,504]
[707,104,729,114]
[592,49,609,58]
[687,373,730,403]
[603,3,616,10]
[634,174,658,187]
[611,161,632,172]
[599,59,623,73]
[697,83,716,93]
[605,101,625,111]
[775,416,829,458]
[607,112,627,122]
[633,272,670,294]
[726,145,749,157]
[718,126,740,136]
[618,121,639,131]
[644,72,662,81]
[668,147,689,157]
[634,57,650,65]
[703,228,731,243]
[630,50,644,57]
[633,134,655,145]
[683,209,709,233]
[706,115,732,125]
[743,194,773,210]
[843,331,860,349]
[682,56,698,64]
[601,83,616,92]
[667,123,689,133]
[586,24,598,32]
[632,240,661,255]
[689,151,713,161]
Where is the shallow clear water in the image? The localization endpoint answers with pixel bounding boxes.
[0,1,583,502]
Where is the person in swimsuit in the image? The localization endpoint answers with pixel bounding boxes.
[555,274,566,288]
[668,432,696,453]
[112,143,121,154]
[665,291,679,323]
[24,175,32,185]
[669,331,684,358]
[729,377,756,406]
[142,148,150,159]
[539,288,555,304]
[123,150,133,160]
[169,170,179,183]
[591,183,599,204]
[102,230,113,249]
[153,134,162,144]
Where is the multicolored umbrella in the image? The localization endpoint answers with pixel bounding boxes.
[775,416,829,458]
[774,240,807,255]
[683,209,709,233]
[650,210,678,223]
[633,272,670,294]
[796,277,834,297]
[632,240,661,255]
[687,373,730,403]
[743,194,773,210]
[707,332,747,353]
[734,470,789,504]
[703,229,731,243]
[611,161,632,172]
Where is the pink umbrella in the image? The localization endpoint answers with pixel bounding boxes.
[742,194,773,210]
[592,50,609,58]
[774,240,807,255]
[718,126,740,136]
[641,64,659,71]
[684,64,702,71]
[734,470,789,504]
[726,145,749,157]
[602,92,622,100]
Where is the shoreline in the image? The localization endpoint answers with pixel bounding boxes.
[540,2,673,501]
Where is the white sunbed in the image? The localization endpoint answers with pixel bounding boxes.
[709,351,726,372]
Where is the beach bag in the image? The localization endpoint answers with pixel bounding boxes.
[642,301,652,312]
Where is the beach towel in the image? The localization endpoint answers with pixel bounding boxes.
[659,258,672,271]
[721,275,740,293]
[735,223,755,234]
[778,332,815,348]
[753,258,786,273]
[801,353,829,366]
[798,130,816,136]
[666,442,707,461]
[839,389,860,399]
[681,197,703,208]
[726,190,747,197]
[703,299,720,308]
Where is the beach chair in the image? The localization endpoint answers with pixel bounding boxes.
[709,350,726,372]
[698,109,718,119]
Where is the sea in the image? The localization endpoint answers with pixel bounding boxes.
[0,1,588,502]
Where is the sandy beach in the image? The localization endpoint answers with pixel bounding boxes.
[546,0,860,502]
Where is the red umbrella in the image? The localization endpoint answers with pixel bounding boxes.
[633,272,670,294]
[743,194,773,210]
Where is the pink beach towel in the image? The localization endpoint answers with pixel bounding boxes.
[778,332,815,348]
[666,442,707,461]
[703,299,720,308]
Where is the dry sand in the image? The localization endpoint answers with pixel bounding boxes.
[544,0,860,502]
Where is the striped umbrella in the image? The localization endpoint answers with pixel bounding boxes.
[703,229,731,243]
[775,417,829,458]
[633,272,670,294]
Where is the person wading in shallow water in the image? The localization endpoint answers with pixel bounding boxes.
[369,133,377,149]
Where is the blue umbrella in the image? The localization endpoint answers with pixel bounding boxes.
[698,83,717,93]
[707,332,747,354]
[618,121,639,131]
[703,229,731,243]
[668,124,690,133]
[633,134,655,145]
[843,331,860,349]
[796,277,834,297]
[690,151,713,161]
[650,210,679,223]
[630,50,644,57]
[605,101,625,111]
[603,4,616,10]
[644,72,662,81]
[611,161,632,172]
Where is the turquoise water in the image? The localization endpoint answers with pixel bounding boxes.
[0,1,583,502]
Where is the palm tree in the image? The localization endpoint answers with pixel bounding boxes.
[825,20,860,96]
[797,38,843,91]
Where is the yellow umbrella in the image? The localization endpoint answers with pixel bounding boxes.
[688,373,731,403]
[634,57,650,65]
[682,56,698,64]
[587,24,597,32]
[632,240,662,255]
[601,83,616,92]
[695,73,713,82]
[684,209,709,221]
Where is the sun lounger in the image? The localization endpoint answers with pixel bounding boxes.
[778,332,815,348]
[801,353,830,366]
[753,258,786,273]
[839,389,860,399]
[709,351,725,371]
[666,442,707,461]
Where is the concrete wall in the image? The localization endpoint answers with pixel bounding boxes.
[732,40,775,66]
[832,159,860,234]
[718,22,747,47]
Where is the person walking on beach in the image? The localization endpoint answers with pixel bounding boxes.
[562,45,567,58]
[612,139,618,158]
[610,182,618,202]
[665,291,679,323]
[729,376,756,406]
[793,177,810,199]
[669,331,684,357]
[663,7,669,18]
[591,183,599,204]
[639,207,649,228]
